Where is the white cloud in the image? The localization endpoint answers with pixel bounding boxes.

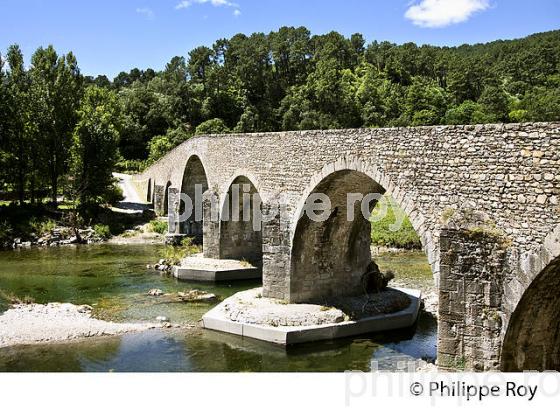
[175,0,239,10]
[405,0,490,28]
[136,7,155,20]
[233,9,241,17]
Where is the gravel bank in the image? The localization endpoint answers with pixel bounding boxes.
[0,303,160,348]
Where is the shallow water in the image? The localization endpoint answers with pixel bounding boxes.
[0,245,437,372]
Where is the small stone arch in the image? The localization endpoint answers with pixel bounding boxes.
[179,154,209,242]
[218,169,265,213]
[219,174,263,266]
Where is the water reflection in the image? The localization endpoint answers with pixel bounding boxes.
[0,311,436,372]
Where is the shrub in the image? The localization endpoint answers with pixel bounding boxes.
[159,237,201,265]
[105,184,124,206]
[115,159,148,173]
[195,118,230,136]
[29,217,57,237]
[93,224,112,239]
[0,221,13,240]
[148,220,168,235]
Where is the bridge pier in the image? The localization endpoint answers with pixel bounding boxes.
[202,189,221,259]
[261,199,292,301]
[153,184,166,216]
[437,225,509,371]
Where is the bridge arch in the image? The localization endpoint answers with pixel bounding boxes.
[219,174,263,266]
[179,155,209,242]
[501,255,560,371]
[288,156,435,303]
[501,224,560,371]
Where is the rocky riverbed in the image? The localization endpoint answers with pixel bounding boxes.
[0,303,162,348]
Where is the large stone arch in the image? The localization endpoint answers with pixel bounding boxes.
[179,155,209,242]
[501,254,560,371]
[219,174,263,266]
[500,224,560,371]
[288,156,436,303]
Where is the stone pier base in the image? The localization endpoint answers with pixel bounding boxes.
[202,287,421,345]
[172,256,262,282]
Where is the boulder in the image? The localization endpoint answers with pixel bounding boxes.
[178,290,217,303]
[148,289,164,297]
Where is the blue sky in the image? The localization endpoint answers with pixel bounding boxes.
[1,0,558,78]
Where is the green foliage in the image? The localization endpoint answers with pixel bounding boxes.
[370,198,422,249]
[148,219,168,235]
[521,87,560,121]
[195,118,231,135]
[68,86,123,208]
[159,237,201,265]
[29,217,57,237]
[148,135,174,164]
[115,159,148,173]
[93,224,111,239]
[0,289,35,305]
[0,220,13,244]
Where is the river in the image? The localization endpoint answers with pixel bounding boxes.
[0,244,437,372]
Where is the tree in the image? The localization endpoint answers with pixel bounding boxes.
[195,118,230,135]
[68,86,122,208]
[522,87,560,121]
[479,83,510,122]
[4,45,30,204]
[147,135,174,164]
[29,46,82,205]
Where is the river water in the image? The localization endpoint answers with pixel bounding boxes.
[0,245,437,372]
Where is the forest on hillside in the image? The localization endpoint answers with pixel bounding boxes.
[1,27,559,206]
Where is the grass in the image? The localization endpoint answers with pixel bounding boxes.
[159,237,201,265]
[370,197,421,249]
[0,289,35,305]
[148,219,168,235]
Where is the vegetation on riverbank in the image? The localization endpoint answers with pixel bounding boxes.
[0,202,156,249]
[158,237,201,266]
[371,198,422,249]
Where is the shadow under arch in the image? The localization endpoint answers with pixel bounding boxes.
[289,157,435,304]
[163,181,172,216]
[219,175,263,266]
[501,255,560,371]
[146,178,152,202]
[179,155,209,243]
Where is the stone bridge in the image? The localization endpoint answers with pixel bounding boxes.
[134,122,560,371]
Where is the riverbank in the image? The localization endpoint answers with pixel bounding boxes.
[0,302,163,348]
